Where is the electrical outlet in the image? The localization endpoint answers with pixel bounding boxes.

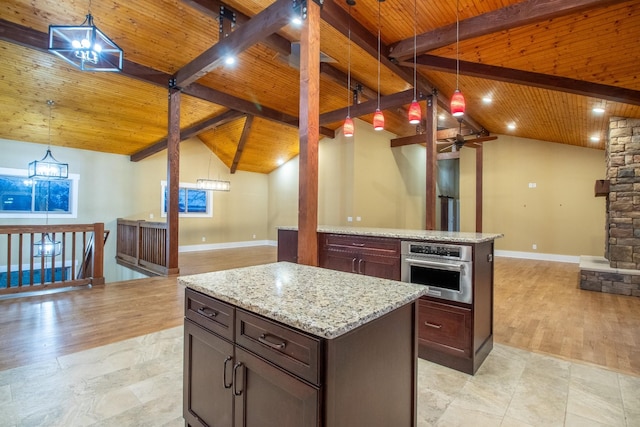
[528,182,537,188]
[252,234,256,239]
[149,213,154,219]
[532,244,537,250]
[347,216,353,222]
[202,236,206,242]
[356,216,362,222]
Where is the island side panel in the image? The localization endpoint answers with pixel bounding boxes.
[472,241,494,373]
[323,302,418,427]
[277,229,299,263]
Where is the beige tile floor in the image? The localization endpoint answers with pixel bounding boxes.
[1,326,638,427]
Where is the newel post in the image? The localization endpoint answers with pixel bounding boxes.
[92,222,105,285]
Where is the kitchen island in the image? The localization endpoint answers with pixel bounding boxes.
[277,226,503,375]
[179,262,428,427]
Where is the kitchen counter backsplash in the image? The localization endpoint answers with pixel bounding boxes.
[278,225,503,243]
[179,262,428,339]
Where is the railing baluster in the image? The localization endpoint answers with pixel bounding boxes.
[18,233,23,288]
[6,234,11,289]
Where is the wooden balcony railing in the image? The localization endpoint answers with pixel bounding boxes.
[0,223,106,295]
[115,219,178,276]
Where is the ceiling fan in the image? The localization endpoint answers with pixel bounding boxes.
[438,121,496,153]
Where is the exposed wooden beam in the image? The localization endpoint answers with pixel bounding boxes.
[319,89,420,126]
[390,127,475,147]
[425,96,437,230]
[297,0,321,267]
[437,151,460,160]
[180,0,291,57]
[174,0,292,87]
[320,0,484,133]
[409,55,640,106]
[388,0,628,61]
[230,115,254,173]
[182,84,335,138]
[130,110,246,162]
[0,19,335,140]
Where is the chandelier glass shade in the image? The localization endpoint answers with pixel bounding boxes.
[48,13,123,72]
[34,233,62,257]
[196,179,231,192]
[28,149,69,180]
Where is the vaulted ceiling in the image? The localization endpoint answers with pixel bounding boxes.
[1,0,639,174]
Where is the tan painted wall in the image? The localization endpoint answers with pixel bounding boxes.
[0,137,269,282]
[460,135,606,256]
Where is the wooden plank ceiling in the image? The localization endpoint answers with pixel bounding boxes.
[0,0,638,174]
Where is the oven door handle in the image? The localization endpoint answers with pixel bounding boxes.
[404,258,464,272]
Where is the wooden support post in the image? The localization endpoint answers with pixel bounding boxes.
[92,222,105,285]
[297,0,320,266]
[166,87,181,273]
[425,96,438,230]
[476,144,483,232]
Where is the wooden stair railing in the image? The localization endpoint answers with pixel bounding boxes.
[0,223,106,295]
[115,219,178,277]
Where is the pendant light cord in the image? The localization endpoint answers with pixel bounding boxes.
[377,0,381,110]
[347,5,352,116]
[456,0,460,89]
[413,0,417,100]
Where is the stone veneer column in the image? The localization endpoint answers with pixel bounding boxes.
[607,117,640,269]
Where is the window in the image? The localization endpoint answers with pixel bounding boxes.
[0,168,79,219]
[161,181,212,218]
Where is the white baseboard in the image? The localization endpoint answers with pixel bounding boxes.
[495,250,580,264]
[179,240,277,253]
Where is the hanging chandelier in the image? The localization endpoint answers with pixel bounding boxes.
[29,101,68,180]
[343,0,356,138]
[48,4,123,72]
[407,0,421,125]
[450,0,465,117]
[197,130,231,192]
[373,0,384,131]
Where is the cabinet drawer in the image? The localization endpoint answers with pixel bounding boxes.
[185,289,235,341]
[236,309,320,385]
[418,298,471,357]
[320,234,400,256]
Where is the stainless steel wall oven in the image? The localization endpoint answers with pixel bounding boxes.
[400,241,473,304]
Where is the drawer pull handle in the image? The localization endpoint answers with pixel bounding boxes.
[232,362,243,396]
[258,334,287,350]
[352,243,366,247]
[197,307,217,318]
[223,356,233,389]
[425,322,442,329]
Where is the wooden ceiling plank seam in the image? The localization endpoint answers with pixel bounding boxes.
[180,0,292,57]
[230,115,254,174]
[320,0,489,133]
[388,0,631,61]
[174,0,292,87]
[130,109,247,162]
[411,54,640,106]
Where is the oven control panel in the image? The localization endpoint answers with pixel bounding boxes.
[401,241,472,262]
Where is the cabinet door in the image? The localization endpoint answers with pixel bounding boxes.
[319,249,359,274]
[233,347,319,427]
[277,229,298,263]
[358,253,401,280]
[184,320,235,427]
[418,299,471,358]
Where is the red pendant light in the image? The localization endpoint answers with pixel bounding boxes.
[408,0,421,125]
[450,89,465,117]
[408,101,421,124]
[373,0,384,131]
[451,0,466,118]
[343,116,354,137]
[373,109,385,130]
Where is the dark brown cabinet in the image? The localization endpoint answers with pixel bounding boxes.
[184,287,419,426]
[277,229,298,264]
[318,233,401,280]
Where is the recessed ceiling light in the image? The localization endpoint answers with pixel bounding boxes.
[482,96,492,104]
[592,106,605,114]
[277,158,284,166]
[507,122,516,130]
[590,136,600,142]
[224,56,236,65]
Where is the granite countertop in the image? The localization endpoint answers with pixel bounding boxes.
[179,262,428,339]
[278,225,503,244]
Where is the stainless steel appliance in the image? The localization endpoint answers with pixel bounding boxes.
[400,241,473,304]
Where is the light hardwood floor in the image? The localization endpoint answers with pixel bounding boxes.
[1,248,639,377]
